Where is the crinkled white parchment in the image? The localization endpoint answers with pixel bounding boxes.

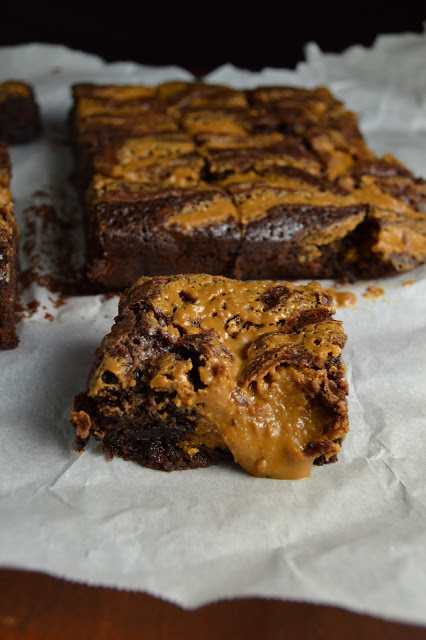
[0,31,425,625]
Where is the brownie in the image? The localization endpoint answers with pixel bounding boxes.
[85,177,241,289]
[200,134,322,180]
[70,83,178,189]
[337,155,426,276]
[71,274,349,479]
[230,178,367,280]
[92,133,204,186]
[70,82,426,288]
[0,81,41,144]
[0,143,19,349]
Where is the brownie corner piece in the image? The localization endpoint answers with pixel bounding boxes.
[71,274,349,479]
[0,81,41,144]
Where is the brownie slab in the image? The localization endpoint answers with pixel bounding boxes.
[0,81,41,144]
[70,81,426,287]
[0,144,19,349]
[71,274,349,479]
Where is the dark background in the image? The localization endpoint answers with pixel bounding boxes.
[2,4,425,74]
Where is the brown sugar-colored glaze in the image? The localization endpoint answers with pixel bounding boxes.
[70,82,426,289]
[71,274,349,479]
[0,143,19,348]
[0,81,41,144]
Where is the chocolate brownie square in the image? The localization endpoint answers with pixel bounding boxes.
[230,177,366,280]
[71,83,178,188]
[71,274,349,479]
[85,177,241,289]
[92,133,204,186]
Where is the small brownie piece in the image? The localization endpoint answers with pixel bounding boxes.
[85,178,241,289]
[0,81,41,144]
[71,275,349,479]
[0,144,19,349]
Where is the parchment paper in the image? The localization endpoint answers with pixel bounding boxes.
[1,31,425,625]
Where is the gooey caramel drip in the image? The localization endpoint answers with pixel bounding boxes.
[89,277,347,480]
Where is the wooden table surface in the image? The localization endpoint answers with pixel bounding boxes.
[1,569,425,639]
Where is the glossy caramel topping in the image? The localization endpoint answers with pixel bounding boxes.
[356,182,426,221]
[211,365,336,479]
[93,135,204,186]
[198,132,284,150]
[74,98,161,121]
[362,286,384,299]
[115,135,195,164]
[145,278,332,356]
[373,225,426,262]
[181,111,248,137]
[76,112,178,137]
[233,185,360,224]
[88,355,135,396]
[326,289,357,308]
[165,197,238,230]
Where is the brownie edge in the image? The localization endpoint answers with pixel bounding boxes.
[71,274,349,479]
[0,81,41,144]
[0,143,19,349]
